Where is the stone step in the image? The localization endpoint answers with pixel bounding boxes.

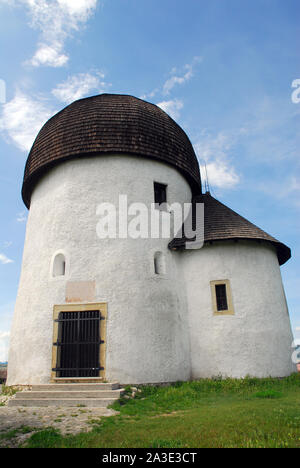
[8,398,117,408]
[52,377,107,384]
[15,389,124,399]
[8,381,123,407]
[32,382,120,392]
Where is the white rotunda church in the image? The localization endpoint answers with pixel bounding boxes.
[7,94,295,385]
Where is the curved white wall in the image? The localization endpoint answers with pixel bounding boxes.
[7,154,295,385]
[181,240,296,378]
[7,155,192,385]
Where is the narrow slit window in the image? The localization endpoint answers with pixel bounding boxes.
[215,284,228,311]
[154,182,167,206]
[53,253,66,277]
[154,251,166,275]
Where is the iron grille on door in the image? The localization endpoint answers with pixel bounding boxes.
[53,310,103,377]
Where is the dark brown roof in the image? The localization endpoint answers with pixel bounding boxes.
[169,193,291,265]
[22,94,201,208]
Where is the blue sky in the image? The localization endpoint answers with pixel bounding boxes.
[0,0,299,361]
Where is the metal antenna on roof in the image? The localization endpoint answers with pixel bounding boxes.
[204,161,210,194]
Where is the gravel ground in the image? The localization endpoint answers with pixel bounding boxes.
[0,400,118,447]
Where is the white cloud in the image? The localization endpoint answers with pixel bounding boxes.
[141,57,202,104]
[0,254,13,264]
[140,88,159,101]
[0,90,54,152]
[0,332,10,340]
[0,302,14,332]
[194,131,233,162]
[3,241,12,248]
[162,56,202,95]
[8,0,99,67]
[194,131,240,190]
[258,176,300,202]
[30,42,68,68]
[157,99,184,120]
[52,71,111,104]
[163,69,192,96]
[200,161,240,190]
[0,331,10,362]
[16,211,27,222]
[0,70,111,152]
[238,96,300,163]
[296,327,300,332]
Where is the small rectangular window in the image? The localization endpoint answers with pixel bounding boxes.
[210,280,234,315]
[215,284,228,311]
[154,182,167,206]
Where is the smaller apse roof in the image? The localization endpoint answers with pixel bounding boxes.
[169,192,291,265]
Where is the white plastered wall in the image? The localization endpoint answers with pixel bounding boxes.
[7,154,295,385]
[7,155,192,385]
[181,240,296,378]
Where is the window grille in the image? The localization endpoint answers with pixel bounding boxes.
[215,284,228,311]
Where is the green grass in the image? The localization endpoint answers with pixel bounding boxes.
[253,390,284,399]
[23,428,62,448]
[0,426,35,441]
[23,374,300,448]
[149,438,186,448]
[1,384,18,397]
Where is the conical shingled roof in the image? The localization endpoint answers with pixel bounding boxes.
[169,192,291,265]
[22,94,201,208]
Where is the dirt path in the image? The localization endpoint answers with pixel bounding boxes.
[0,405,117,447]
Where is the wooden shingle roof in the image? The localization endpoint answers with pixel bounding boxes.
[20,93,290,265]
[22,94,201,207]
[169,193,291,265]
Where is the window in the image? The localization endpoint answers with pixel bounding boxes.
[154,251,166,275]
[53,253,66,277]
[154,182,167,206]
[210,280,234,315]
[215,284,228,311]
